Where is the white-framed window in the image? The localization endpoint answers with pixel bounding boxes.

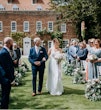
[61,23,66,33]
[32,0,37,4]
[23,21,29,32]
[48,40,52,50]
[12,5,19,11]
[0,21,3,32]
[0,41,3,44]
[62,39,69,48]
[11,21,17,32]
[36,21,42,32]
[0,41,3,49]
[0,4,5,11]
[52,0,68,5]
[48,21,53,32]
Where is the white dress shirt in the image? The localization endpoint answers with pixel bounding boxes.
[35,45,39,54]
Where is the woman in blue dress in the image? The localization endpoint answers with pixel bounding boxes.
[87,39,101,80]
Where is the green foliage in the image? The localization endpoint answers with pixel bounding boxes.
[36,28,63,46]
[51,0,101,40]
[10,32,25,47]
[37,28,52,37]
[51,31,63,40]
[51,31,63,48]
[37,28,63,40]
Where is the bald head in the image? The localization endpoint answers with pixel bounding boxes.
[4,37,13,50]
[4,37,13,45]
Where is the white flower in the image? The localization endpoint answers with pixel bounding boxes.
[14,71,18,75]
[87,54,98,61]
[54,52,65,63]
[85,79,101,101]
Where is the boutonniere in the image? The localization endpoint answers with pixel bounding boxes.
[40,51,43,53]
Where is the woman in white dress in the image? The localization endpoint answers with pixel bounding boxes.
[46,38,64,95]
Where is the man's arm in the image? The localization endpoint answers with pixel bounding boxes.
[78,49,88,60]
[41,48,48,63]
[0,65,9,85]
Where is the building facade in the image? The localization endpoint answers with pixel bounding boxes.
[0,0,77,51]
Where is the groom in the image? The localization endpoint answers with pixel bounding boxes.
[28,37,48,96]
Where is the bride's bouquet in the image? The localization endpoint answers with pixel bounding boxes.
[54,52,65,64]
[87,54,98,62]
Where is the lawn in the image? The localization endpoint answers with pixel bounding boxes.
[9,58,101,109]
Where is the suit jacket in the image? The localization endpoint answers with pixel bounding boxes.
[68,45,79,60]
[0,47,15,84]
[28,46,48,69]
[77,48,88,60]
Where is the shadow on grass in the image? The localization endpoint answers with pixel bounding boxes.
[9,87,84,109]
[63,86,84,95]
[9,95,69,109]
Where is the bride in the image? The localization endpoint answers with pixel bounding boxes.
[46,38,64,95]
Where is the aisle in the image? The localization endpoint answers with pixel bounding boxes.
[9,58,101,109]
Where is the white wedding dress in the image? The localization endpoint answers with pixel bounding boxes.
[46,48,64,95]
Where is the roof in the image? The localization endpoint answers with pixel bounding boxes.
[0,0,51,11]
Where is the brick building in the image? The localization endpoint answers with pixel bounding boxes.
[0,0,77,51]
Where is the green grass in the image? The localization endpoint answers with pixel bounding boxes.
[9,58,101,109]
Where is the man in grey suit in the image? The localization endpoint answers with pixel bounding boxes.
[68,40,79,64]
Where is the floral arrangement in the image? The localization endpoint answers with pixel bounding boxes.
[87,54,98,61]
[18,66,27,76]
[13,61,29,86]
[62,61,74,76]
[85,79,101,101]
[14,70,22,86]
[73,68,86,84]
[20,61,29,72]
[54,52,65,64]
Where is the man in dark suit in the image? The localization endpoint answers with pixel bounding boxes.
[28,37,48,96]
[0,37,15,109]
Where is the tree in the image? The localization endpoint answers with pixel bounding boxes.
[51,0,101,40]
[10,32,25,47]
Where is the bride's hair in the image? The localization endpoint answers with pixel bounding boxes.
[53,38,58,44]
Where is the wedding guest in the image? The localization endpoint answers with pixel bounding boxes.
[46,38,64,95]
[87,39,101,80]
[28,37,48,96]
[0,37,15,109]
[68,40,79,64]
[87,38,95,52]
[13,43,21,68]
[64,44,70,62]
[77,42,88,70]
